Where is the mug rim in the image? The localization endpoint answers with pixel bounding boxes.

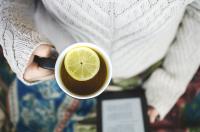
[55,42,112,99]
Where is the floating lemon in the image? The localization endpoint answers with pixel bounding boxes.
[64,46,100,81]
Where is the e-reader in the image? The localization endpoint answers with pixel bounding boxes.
[97,88,150,132]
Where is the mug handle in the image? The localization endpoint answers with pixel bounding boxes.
[33,48,58,70]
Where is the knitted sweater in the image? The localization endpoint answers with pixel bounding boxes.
[1,0,200,119]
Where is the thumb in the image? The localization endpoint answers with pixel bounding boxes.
[26,44,55,66]
[33,44,55,57]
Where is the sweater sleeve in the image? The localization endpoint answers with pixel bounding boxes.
[0,0,50,85]
[143,0,200,120]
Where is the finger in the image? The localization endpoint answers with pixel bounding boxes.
[32,74,55,81]
[33,44,54,57]
[148,110,159,123]
[150,114,156,123]
[31,75,55,82]
[148,109,151,116]
[24,62,54,82]
[148,110,153,123]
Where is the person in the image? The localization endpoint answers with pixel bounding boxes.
[0,0,200,124]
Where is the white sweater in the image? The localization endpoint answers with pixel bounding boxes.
[1,0,200,119]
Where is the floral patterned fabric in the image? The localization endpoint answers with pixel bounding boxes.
[8,79,95,132]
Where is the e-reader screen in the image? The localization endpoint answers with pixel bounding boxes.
[102,98,145,132]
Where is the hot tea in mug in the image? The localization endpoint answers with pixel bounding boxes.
[34,43,112,99]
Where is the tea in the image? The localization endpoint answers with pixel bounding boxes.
[60,51,108,96]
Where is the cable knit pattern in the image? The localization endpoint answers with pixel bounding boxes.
[1,0,200,119]
[0,0,49,84]
[144,1,200,119]
[41,0,188,78]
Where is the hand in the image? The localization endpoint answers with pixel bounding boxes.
[24,44,57,82]
[148,106,159,123]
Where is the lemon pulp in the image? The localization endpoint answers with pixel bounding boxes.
[64,46,100,81]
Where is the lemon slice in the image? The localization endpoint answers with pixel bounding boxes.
[64,46,100,81]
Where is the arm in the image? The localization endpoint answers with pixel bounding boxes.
[143,0,200,120]
[0,0,51,84]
